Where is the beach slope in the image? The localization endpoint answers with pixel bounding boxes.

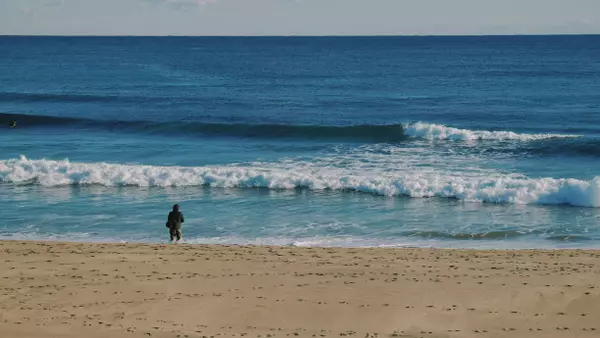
[1,240,599,338]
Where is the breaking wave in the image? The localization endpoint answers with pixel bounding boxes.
[1,112,578,143]
[1,156,598,207]
[402,122,578,141]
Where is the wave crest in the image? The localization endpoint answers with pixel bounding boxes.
[1,112,578,142]
[403,122,578,141]
[1,156,598,207]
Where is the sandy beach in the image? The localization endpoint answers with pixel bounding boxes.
[1,240,599,338]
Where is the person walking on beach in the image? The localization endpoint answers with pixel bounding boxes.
[166,204,184,243]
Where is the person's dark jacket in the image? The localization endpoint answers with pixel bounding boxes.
[168,211,184,229]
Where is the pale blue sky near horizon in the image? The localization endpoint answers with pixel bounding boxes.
[1,0,599,36]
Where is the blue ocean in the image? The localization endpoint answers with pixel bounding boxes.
[1,36,599,248]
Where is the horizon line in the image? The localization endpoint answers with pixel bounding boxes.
[1,33,599,38]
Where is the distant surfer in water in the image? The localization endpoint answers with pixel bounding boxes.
[9,120,17,128]
[166,204,185,243]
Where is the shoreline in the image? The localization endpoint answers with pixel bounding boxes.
[2,236,600,251]
[3,238,600,255]
[2,240,600,338]
[4,237,599,250]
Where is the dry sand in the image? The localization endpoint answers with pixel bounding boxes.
[1,240,599,338]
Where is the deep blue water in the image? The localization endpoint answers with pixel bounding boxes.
[1,36,599,248]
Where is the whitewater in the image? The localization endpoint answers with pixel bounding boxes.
[0,113,581,142]
[2,137,599,208]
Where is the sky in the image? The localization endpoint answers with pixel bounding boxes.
[1,0,599,36]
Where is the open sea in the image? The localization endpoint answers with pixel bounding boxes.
[1,35,599,248]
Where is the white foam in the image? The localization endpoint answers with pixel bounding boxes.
[2,156,598,207]
[182,235,600,250]
[0,231,596,249]
[403,122,579,141]
[182,235,416,248]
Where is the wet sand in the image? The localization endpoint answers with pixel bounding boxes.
[1,240,599,338]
